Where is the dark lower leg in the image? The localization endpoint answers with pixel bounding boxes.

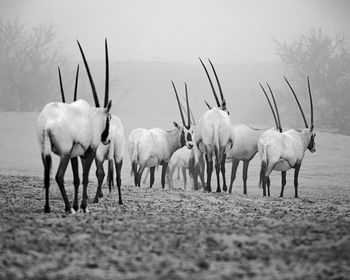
[229,159,239,193]
[94,160,105,203]
[71,157,80,211]
[43,155,51,213]
[267,177,271,196]
[242,161,249,195]
[206,155,213,192]
[81,151,95,212]
[115,160,123,205]
[55,155,71,213]
[220,155,227,192]
[294,164,300,198]
[280,171,286,197]
[132,162,138,186]
[150,166,155,188]
[161,163,168,189]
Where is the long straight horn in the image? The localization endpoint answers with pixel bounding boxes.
[58,66,65,103]
[73,64,79,102]
[307,76,314,130]
[182,96,196,126]
[184,82,191,127]
[259,83,279,130]
[171,81,186,126]
[208,59,224,105]
[104,38,109,108]
[77,40,100,107]
[266,82,282,132]
[204,100,212,110]
[199,57,220,107]
[284,77,308,128]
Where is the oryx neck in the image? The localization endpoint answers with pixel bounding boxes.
[166,128,183,152]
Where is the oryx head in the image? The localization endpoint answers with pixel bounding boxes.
[172,81,194,149]
[199,57,229,115]
[77,38,112,145]
[285,76,316,153]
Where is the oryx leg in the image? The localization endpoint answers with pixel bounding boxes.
[242,160,249,195]
[55,154,71,213]
[136,164,146,187]
[182,167,187,190]
[142,168,149,184]
[71,157,80,212]
[80,150,95,213]
[177,167,181,180]
[149,166,156,188]
[161,163,168,189]
[228,159,239,194]
[280,171,287,197]
[41,154,52,213]
[93,158,105,203]
[167,164,176,189]
[205,154,213,193]
[115,159,123,205]
[107,159,114,190]
[294,164,301,198]
[220,154,228,192]
[132,162,138,187]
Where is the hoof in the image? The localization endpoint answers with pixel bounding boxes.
[44,206,51,213]
[83,207,90,214]
[216,188,221,193]
[93,197,99,203]
[119,201,123,205]
[98,192,103,198]
[70,208,76,214]
[223,186,227,192]
[73,204,79,212]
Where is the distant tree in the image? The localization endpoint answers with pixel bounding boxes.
[275,28,350,134]
[0,18,69,111]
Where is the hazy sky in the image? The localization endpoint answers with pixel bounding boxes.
[1,0,349,63]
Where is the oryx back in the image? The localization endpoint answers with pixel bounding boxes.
[227,125,264,160]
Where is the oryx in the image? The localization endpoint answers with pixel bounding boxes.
[258,77,316,198]
[128,81,194,188]
[194,58,233,192]
[167,99,205,190]
[36,40,112,213]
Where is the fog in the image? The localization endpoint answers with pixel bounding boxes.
[1,0,349,63]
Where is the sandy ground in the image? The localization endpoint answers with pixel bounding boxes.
[0,112,350,279]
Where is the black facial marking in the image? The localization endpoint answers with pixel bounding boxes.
[308,134,315,151]
[180,130,186,146]
[186,132,192,142]
[101,114,111,143]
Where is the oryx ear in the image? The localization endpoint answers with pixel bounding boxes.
[173,121,181,129]
[105,100,112,113]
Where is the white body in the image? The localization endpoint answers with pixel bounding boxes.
[167,144,205,190]
[36,99,111,213]
[37,100,108,158]
[258,128,313,174]
[195,107,232,192]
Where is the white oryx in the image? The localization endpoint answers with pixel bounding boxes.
[36,41,112,213]
[225,125,266,194]
[128,81,194,188]
[76,39,125,205]
[258,77,316,198]
[203,101,266,195]
[167,104,205,190]
[194,58,233,193]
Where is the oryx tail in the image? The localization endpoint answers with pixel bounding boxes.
[107,141,115,193]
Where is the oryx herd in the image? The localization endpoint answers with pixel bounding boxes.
[36,40,316,213]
